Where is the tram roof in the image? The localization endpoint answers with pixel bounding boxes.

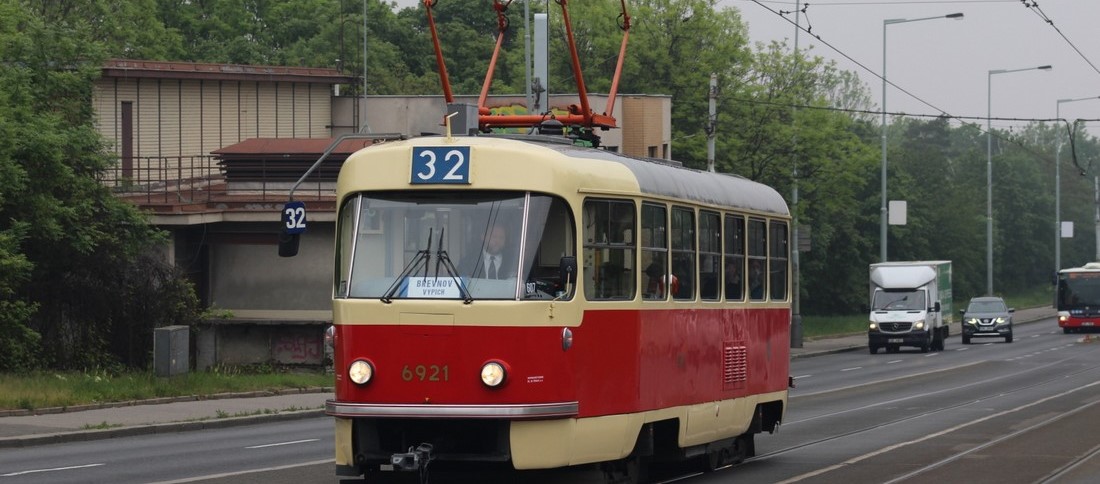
[542,139,790,217]
[342,135,789,217]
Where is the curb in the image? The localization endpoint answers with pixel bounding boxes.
[0,408,327,449]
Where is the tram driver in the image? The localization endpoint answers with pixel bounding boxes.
[462,224,514,280]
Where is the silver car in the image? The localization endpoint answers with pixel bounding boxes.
[960,296,1014,344]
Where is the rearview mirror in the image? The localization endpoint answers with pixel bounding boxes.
[278,232,300,257]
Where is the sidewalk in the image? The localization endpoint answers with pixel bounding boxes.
[0,389,331,449]
[0,306,1057,449]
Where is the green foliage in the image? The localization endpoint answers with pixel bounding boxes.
[0,369,331,410]
[0,2,201,371]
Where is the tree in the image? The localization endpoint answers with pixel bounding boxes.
[1,2,201,370]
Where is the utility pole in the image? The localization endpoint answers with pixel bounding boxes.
[790,1,803,348]
[706,73,717,173]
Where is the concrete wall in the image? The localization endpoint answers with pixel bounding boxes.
[206,223,335,317]
[195,321,326,370]
[94,77,333,159]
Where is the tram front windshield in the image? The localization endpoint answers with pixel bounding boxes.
[335,190,575,301]
[1058,272,1100,309]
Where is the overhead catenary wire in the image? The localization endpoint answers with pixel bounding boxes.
[743,0,1097,174]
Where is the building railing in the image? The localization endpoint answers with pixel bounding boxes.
[100,155,336,208]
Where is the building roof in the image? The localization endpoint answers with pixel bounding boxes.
[102,59,355,84]
[212,138,374,160]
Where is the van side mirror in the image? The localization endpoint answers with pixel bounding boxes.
[933,302,941,312]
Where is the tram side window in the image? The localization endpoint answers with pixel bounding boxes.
[641,203,669,300]
[699,211,721,301]
[747,218,767,301]
[769,221,789,300]
[724,214,745,301]
[671,206,696,301]
[582,199,636,300]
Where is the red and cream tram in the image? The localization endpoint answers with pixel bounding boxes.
[276,1,791,481]
[301,131,791,481]
[1056,262,1100,333]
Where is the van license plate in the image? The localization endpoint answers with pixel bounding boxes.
[888,338,903,343]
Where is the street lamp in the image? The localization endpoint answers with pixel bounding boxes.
[880,13,963,263]
[986,65,1052,295]
[1055,96,1100,274]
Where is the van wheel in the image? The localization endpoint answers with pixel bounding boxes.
[869,345,879,354]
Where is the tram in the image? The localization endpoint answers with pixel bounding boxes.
[278,0,792,481]
[1056,262,1100,333]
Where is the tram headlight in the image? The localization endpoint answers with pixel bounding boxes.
[348,359,374,385]
[480,361,507,388]
[562,327,574,351]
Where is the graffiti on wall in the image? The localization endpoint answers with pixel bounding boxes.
[272,333,322,364]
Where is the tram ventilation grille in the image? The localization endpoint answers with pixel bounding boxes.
[723,343,747,389]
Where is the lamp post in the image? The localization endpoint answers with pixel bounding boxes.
[1055,97,1100,275]
[986,65,1052,294]
[881,13,963,263]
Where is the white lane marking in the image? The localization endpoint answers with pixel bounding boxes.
[245,438,319,449]
[778,379,1100,483]
[793,374,812,379]
[1031,334,1040,338]
[840,367,862,372]
[147,459,333,484]
[955,347,969,351]
[2,463,105,476]
[887,360,903,364]
[924,353,940,357]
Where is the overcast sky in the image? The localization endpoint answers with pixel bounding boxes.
[389,0,1100,135]
[729,0,1100,136]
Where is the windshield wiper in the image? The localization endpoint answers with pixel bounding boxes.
[433,228,473,304]
[381,229,434,303]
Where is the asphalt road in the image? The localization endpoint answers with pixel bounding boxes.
[5,316,1100,484]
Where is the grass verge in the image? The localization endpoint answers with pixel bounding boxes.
[0,368,332,411]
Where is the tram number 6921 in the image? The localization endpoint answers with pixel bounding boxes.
[401,364,449,382]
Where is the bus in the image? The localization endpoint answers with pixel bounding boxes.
[284,129,792,482]
[1056,262,1100,333]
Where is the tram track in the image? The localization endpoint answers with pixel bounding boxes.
[751,349,1100,464]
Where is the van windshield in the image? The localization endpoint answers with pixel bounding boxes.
[873,290,926,311]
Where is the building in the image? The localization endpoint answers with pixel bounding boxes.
[92,59,671,368]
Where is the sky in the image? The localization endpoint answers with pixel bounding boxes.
[389,0,1100,136]
[728,0,1100,136]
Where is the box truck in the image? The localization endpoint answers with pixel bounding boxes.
[867,261,952,354]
